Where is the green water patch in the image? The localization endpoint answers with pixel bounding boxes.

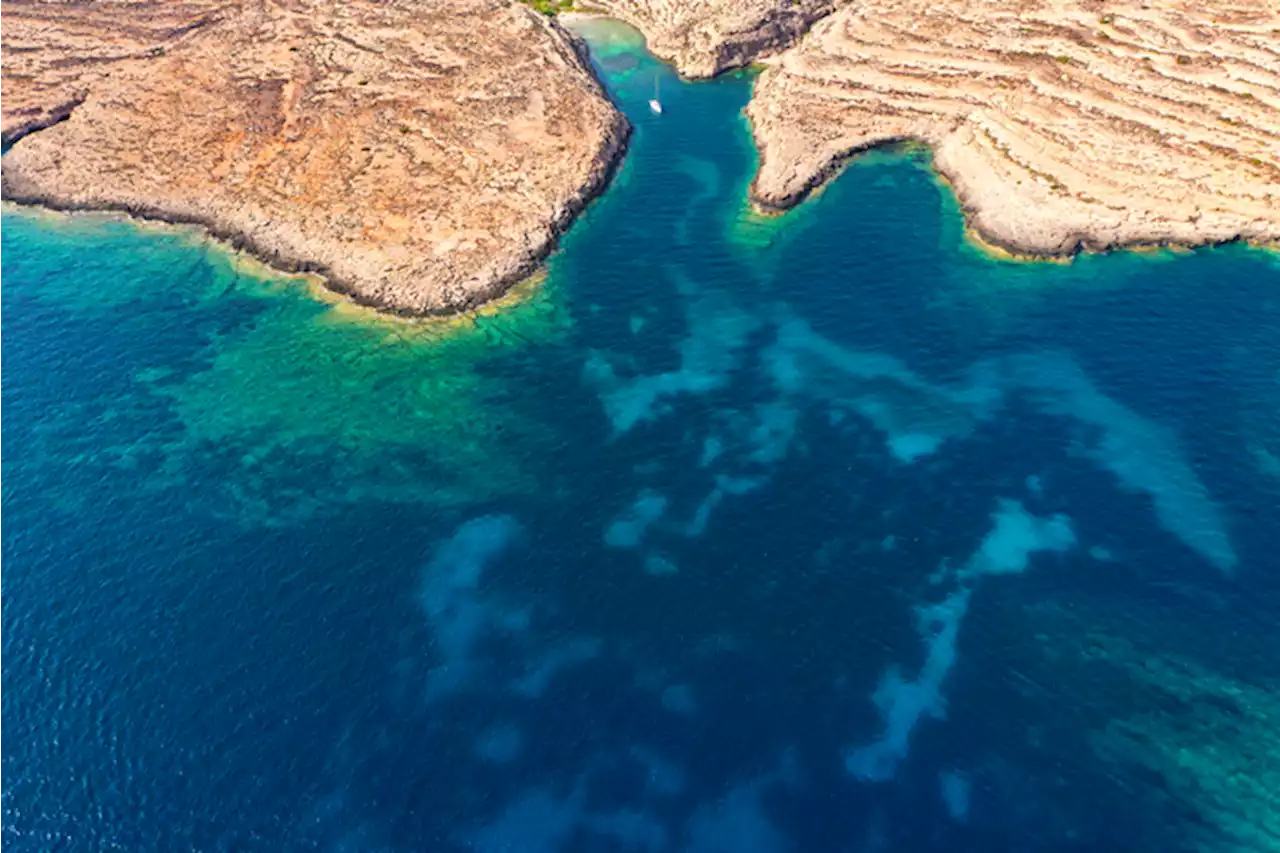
[2,206,572,526]
[0,206,249,314]
[1024,598,1280,853]
[565,15,648,67]
[143,297,565,527]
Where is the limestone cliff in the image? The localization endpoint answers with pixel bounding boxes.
[1,0,630,314]
[594,0,840,77]
[746,0,1280,255]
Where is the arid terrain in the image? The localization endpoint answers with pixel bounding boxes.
[3,0,1277,315]
[745,0,1280,255]
[1,0,628,314]
[593,0,838,77]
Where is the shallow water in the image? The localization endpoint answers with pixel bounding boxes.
[4,19,1280,853]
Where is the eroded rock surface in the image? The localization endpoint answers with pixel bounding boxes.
[595,0,840,77]
[748,0,1280,254]
[1,0,629,314]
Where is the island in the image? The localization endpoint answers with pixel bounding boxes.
[1,0,629,315]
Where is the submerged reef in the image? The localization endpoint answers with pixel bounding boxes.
[1030,600,1280,853]
[589,294,1237,575]
[3,207,571,527]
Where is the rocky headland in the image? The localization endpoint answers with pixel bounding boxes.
[1,0,629,314]
[745,0,1280,255]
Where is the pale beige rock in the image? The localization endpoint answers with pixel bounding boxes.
[1,0,629,314]
[1,1,228,143]
[747,0,1280,255]
[594,0,840,77]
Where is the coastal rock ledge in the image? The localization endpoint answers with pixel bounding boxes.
[0,0,629,315]
[594,0,840,78]
[747,0,1280,255]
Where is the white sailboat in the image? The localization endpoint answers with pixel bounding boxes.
[648,74,663,114]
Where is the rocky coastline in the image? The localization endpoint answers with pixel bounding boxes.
[591,0,839,78]
[3,0,1277,318]
[745,0,1280,256]
[1,0,630,316]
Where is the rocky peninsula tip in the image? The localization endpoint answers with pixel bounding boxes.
[1,0,629,315]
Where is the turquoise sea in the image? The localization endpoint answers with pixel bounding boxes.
[4,19,1279,853]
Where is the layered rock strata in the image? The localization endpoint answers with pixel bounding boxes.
[1,0,629,314]
[746,0,1280,255]
[594,0,840,77]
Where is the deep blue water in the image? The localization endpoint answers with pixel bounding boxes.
[4,19,1279,853]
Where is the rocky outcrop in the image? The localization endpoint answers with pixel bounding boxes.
[1,0,629,315]
[0,1,227,144]
[594,0,840,78]
[747,0,1280,255]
